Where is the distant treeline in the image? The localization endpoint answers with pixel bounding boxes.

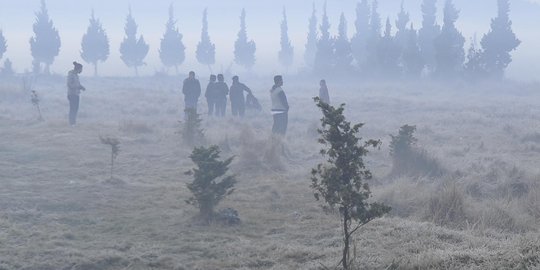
[0,0,520,80]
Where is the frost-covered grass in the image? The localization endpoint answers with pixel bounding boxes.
[1,76,540,269]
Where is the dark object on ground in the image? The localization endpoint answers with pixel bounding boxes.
[246,93,262,111]
[215,208,241,226]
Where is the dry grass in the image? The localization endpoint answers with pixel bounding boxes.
[1,77,540,269]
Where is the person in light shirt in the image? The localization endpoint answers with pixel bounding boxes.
[270,75,289,135]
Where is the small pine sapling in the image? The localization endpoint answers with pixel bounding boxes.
[181,108,205,146]
[311,97,390,270]
[389,125,444,177]
[389,124,417,161]
[30,90,43,121]
[185,145,236,223]
[100,136,120,179]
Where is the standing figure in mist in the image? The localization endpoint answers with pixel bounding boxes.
[230,76,253,117]
[205,75,217,116]
[270,75,289,135]
[319,79,330,104]
[182,71,202,113]
[67,62,86,126]
[214,74,229,117]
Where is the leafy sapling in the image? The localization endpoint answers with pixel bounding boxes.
[311,97,390,270]
[100,136,120,179]
[185,145,236,224]
[30,90,43,121]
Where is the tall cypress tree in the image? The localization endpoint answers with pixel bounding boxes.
[377,18,400,78]
[196,8,216,72]
[365,0,382,73]
[159,4,185,74]
[278,8,294,70]
[314,1,334,75]
[304,3,318,68]
[0,30,6,61]
[29,0,61,74]
[418,0,441,73]
[402,24,425,79]
[119,7,149,76]
[480,0,520,79]
[234,9,256,70]
[81,10,109,77]
[434,0,465,79]
[334,13,353,74]
[395,1,410,50]
[350,0,370,70]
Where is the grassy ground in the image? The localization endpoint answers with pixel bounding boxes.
[1,76,540,269]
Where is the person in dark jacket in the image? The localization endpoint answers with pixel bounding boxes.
[214,74,229,117]
[66,61,86,126]
[319,79,330,104]
[230,76,253,117]
[270,75,289,135]
[205,75,217,116]
[182,71,201,112]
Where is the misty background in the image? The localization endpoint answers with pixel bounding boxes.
[0,0,538,80]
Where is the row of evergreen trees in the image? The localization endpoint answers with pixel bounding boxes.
[0,0,520,80]
[306,0,520,80]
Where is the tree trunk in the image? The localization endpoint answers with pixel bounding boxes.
[342,207,350,270]
[94,62,98,77]
[134,66,139,77]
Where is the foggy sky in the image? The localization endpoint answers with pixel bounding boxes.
[0,0,538,80]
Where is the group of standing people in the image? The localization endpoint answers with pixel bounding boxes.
[66,62,331,136]
[182,72,255,118]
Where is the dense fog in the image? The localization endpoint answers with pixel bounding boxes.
[2,1,540,269]
[0,0,538,80]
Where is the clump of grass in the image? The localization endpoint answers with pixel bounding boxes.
[100,136,120,179]
[119,120,153,134]
[263,135,286,171]
[521,132,540,144]
[425,182,468,227]
[238,127,264,170]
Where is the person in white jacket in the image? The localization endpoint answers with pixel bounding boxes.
[66,62,86,126]
[270,75,289,135]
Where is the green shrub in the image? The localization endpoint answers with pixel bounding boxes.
[185,145,236,223]
[311,97,390,270]
[390,125,444,177]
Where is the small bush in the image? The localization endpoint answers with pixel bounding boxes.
[185,145,236,223]
[390,125,444,177]
[180,109,205,146]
